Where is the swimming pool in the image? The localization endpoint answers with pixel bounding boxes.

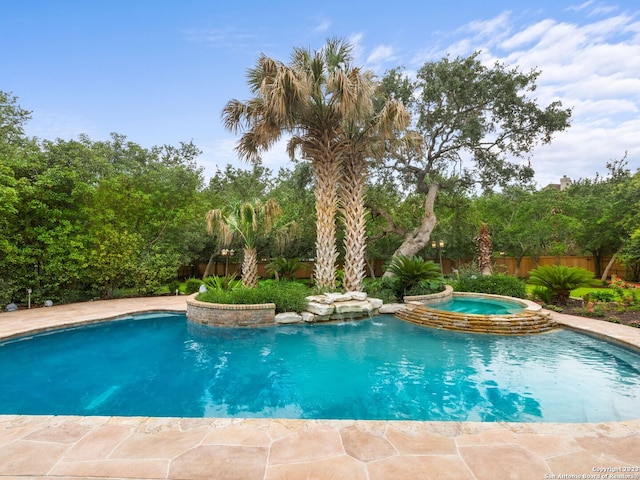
[1,313,638,422]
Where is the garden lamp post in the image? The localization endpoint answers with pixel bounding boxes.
[221,249,235,276]
[432,240,445,272]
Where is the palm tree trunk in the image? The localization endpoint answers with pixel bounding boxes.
[477,223,492,275]
[241,247,258,288]
[313,157,340,290]
[340,155,367,292]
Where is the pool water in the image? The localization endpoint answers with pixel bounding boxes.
[429,296,524,314]
[1,313,638,422]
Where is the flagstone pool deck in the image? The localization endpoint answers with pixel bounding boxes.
[1,297,639,480]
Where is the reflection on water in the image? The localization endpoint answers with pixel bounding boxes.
[0,314,638,422]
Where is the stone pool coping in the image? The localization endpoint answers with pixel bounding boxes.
[1,295,639,479]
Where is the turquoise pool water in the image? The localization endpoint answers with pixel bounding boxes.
[1,313,639,422]
[429,296,524,314]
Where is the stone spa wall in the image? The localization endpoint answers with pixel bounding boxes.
[396,291,557,335]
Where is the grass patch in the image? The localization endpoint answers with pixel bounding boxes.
[526,284,640,304]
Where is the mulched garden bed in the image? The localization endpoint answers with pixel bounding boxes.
[557,298,640,328]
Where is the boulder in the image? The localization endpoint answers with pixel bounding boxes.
[379,303,405,314]
[301,312,315,323]
[347,291,368,301]
[275,312,302,324]
[368,297,384,309]
[334,300,374,314]
[325,292,353,303]
[305,302,335,316]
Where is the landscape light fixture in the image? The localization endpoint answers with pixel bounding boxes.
[221,249,235,276]
[432,240,445,272]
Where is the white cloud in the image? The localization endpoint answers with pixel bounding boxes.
[500,19,556,50]
[314,18,331,33]
[348,32,366,63]
[566,1,595,13]
[183,28,262,50]
[463,10,513,39]
[366,45,396,67]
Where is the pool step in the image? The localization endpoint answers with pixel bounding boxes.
[395,303,557,335]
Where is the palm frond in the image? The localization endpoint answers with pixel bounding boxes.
[205,209,233,246]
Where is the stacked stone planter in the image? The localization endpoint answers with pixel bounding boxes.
[186,292,384,327]
[186,295,275,327]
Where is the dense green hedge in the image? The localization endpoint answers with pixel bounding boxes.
[450,273,527,298]
[197,280,310,313]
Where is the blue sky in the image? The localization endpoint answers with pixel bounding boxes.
[3,0,639,187]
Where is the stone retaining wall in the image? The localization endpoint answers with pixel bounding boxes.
[186,295,275,327]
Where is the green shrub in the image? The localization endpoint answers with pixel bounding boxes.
[203,274,242,291]
[451,273,527,298]
[197,280,309,313]
[168,280,181,295]
[363,277,400,303]
[587,290,616,303]
[574,302,607,317]
[258,281,309,313]
[406,279,446,296]
[185,278,203,295]
[528,265,597,304]
[386,255,443,296]
[530,286,553,304]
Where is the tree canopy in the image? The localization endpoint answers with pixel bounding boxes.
[373,52,572,269]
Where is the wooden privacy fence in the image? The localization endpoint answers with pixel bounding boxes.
[489,255,625,279]
[179,255,627,280]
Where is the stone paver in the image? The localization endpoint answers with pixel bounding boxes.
[1,297,639,479]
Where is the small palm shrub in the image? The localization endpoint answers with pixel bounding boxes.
[203,274,243,291]
[528,265,597,305]
[266,257,305,281]
[451,273,527,298]
[530,286,553,304]
[386,255,444,297]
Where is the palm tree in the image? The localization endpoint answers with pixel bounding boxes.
[222,38,375,291]
[528,265,597,305]
[339,98,409,292]
[206,199,283,288]
[477,223,492,275]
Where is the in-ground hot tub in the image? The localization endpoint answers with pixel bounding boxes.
[397,286,556,334]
